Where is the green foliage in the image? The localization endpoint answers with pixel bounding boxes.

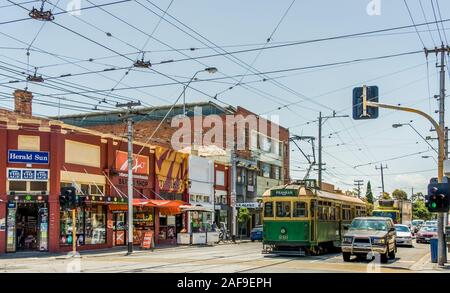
[413,200,432,220]
[381,192,391,200]
[392,189,408,200]
[366,181,374,204]
[238,207,250,224]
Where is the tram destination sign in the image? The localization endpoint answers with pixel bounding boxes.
[271,189,298,197]
[8,150,49,164]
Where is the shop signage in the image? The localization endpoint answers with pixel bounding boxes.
[0,218,5,231]
[270,189,298,197]
[8,150,49,164]
[236,202,261,209]
[115,151,149,175]
[7,168,49,181]
[140,231,154,250]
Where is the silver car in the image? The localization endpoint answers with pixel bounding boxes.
[394,224,413,247]
[341,217,397,263]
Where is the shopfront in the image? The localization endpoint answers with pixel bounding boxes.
[6,166,50,252]
[178,205,218,245]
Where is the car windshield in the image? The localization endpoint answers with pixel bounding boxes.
[412,220,423,226]
[420,226,437,232]
[349,219,388,231]
[395,225,410,232]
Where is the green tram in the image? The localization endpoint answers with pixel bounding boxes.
[262,180,367,255]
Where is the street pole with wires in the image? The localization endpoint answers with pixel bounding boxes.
[317,111,349,188]
[425,45,450,266]
[230,145,237,243]
[116,100,141,254]
[354,179,364,198]
[375,164,388,196]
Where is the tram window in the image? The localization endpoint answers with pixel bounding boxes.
[276,202,291,217]
[264,202,274,217]
[293,202,308,217]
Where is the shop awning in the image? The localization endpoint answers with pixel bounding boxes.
[133,199,186,215]
[179,205,214,212]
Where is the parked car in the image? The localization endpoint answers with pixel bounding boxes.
[416,226,438,243]
[411,219,424,235]
[394,224,413,247]
[424,220,437,227]
[250,225,263,242]
[341,217,397,263]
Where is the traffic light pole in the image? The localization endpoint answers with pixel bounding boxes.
[366,100,446,266]
[72,208,76,256]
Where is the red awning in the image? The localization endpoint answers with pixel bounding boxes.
[133,199,187,215]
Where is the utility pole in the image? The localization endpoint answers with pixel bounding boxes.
[116,100,141,254]
[375,164,388,195]
[354,179,364,198]
[317,111,349,188]
[230,145,237,243]
[425,45,450,266]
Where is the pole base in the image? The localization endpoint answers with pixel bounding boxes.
[127,242,133,255]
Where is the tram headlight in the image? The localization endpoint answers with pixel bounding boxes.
[343,236,353,244]
[371,237,385,245]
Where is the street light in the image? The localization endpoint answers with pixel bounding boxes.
[422,155,438,164]
[392,122,438,154]
[182,67,218,116]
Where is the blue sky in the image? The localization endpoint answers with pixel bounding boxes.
[0,0,449,196]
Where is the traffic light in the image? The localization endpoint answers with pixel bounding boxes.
[426,182,450,212]
[352,85,379,120]
[60,186,77,209]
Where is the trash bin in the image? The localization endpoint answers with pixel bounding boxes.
[430,237,438,263]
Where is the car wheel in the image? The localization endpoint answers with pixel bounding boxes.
[343,252,351,262]
[380,252,389,264]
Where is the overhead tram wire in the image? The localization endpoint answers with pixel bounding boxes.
[354,150,433,168]
[403,0,427,48]
[0,30,164,106]
[135,0,329,113]
[419,0,437,46]
[234,0,296,86]
[1,0,132,25]
[430,0,444,43]
[0,50,425,97]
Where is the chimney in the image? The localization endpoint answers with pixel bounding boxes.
[14,89,33,116]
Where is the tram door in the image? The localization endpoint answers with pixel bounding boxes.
[336,205,342,240]
[310,200,317,241]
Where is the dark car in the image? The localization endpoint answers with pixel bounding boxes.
[341,217,397,263]
[416,226,438,243]
[250,225,263,242]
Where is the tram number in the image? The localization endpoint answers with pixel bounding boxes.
[278,235,288,240]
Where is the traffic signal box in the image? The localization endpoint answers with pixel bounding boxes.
[352,85,379,120]
[60,186,86,209]
[426,182,450,213]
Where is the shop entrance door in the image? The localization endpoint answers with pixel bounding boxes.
[15,204,39,251]
[113,212,126,246]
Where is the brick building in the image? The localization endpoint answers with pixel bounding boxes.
[58,101,290,232]
[0,90,186,255]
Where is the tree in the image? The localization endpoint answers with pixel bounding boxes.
[238,207,250,240]
[413,199,432,220]
[392,189,408,200]
[366,181,374,204]
[381,192,391,200]
[412,192,424,202]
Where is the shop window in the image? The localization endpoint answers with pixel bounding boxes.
[9,181,27,191]
[60,205,106,246]
[248,171,254,186]
[273,166,281,180]
[30,181,47,191]
[261,163,270,178]
[80,184,89,196]
[264,202,273,217]
[237,168,242,184]
[215,170,225,186]
[90,185,104,195]
[276,202,291,217]
[293,202,308,217]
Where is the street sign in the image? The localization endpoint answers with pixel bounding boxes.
[352,85,379,120]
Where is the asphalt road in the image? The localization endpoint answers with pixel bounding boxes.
[0,240,438,273]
